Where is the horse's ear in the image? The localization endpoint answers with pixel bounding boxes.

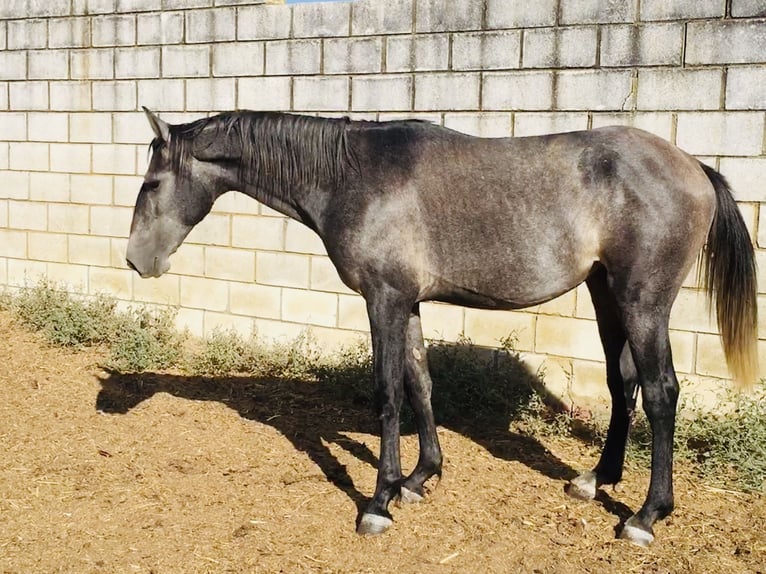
[143,106,170,142]
[191,122,242,162]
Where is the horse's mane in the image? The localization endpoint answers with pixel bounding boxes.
[155,111,358,198]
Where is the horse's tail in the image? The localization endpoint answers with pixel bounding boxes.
[699,162,759,388]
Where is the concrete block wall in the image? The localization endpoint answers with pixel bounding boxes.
[1,0,765,407]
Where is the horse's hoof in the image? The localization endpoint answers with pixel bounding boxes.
[620,517,654,547]
[566,471,597,501]
[356,513,393,535]
[398,486,424,505]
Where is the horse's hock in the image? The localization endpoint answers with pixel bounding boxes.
[1,0,765,414]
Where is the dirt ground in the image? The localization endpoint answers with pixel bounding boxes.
[1,310,764,574]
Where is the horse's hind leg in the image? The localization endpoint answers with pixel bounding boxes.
[400,306,443,503]
[568,266,638,500]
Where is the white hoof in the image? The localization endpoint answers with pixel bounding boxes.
[357,513,393,535]
[620,519,654,547]
[399,486,424,505]
[566,471,597,501]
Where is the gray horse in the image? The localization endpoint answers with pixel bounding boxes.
[126,109,758,547]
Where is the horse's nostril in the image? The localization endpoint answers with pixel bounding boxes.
[126,258,138,273]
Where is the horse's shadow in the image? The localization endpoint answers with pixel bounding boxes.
[95,343,633,522]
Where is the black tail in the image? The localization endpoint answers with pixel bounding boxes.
[699,163,759,387]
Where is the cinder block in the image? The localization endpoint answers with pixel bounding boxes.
[30,172,70,202]
[213,42,264,77]
[89,266,133,299]
[203,246,255,282]
[555,70,634,111]
[591,111,674,139]
[137,12,184,45]
[0,84,7,111]
[570,360,610,405]
[70,113,113,143]
[70,174,113,205]
[0,112,26,141]
[385,35,449,72]
[28,50,69,80]
[238,77,291,111]
[113,175,142,206]
[253,317,307,344]
[185,213,231,246]
[419,302,465,342]
[640,0,724,20]
[282,288,337,327]
[0,229,27,258]
[229,281,282,319]
[92,80,138,112]
[464,308,535,351]
[324,37,383,74]
[9,81,49,111]
[8,19,47,49]
[0,199,6,227]
[266,40,321,76]
[174,307,203,338]
[238,4,291,40]
[186,8,236,43]
[414,73,480,111]
[9,143,49,172]
[186,78,236,111]
[204,311,257,338]
[695,333,729,379]
[351,0,412,35]
[676,112,764,156]
[351,75,412,112]
[162,45,210,78]
[514,112,589,137]
[2,0,68,18]
[452,31,521,71]
[132,273,180,305]
[7,259,48,287]
[48,204,89,234]
[669,288,717,333]
[669,329,696,374]
[523,27,598,69]
[211,191,259,215]
[0,51,26,80]
[486,0,557,28]
[285,220,326,255]
[90,205,133,237]
[293,76,349,112]
[68,234,111,266]
[181,276,229,311]
[50,81,92,111]
[71,49,115,80]
[310,255,354,294]
[168,243,205,276]
[49,17,91,48]
[732,0,766,17]
[231,214,284,250]
[559,0,637,24]
[443,112,512,137]
[601,23,683,67]
[50,143,91,173]
[137,79,185,111]
[482,71,553,111]
[0,22,5,51]
[0,144,7,170]
[759,205,766,248]
[537,288,577,317]
[9,201,47,231]
[718,158,766,203]
[2,171,30,199]
[92,144,137,175]
[415,0,483,32]
[256,251,310,288]
[44,262,87,290]
[686,20,766,65]
[535,315,603,362]
[293,1,350,38]
[637,69,722,111]
[93,14,136,47]
[726,66,766,110]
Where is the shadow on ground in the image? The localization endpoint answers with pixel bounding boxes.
[95,343,632,523]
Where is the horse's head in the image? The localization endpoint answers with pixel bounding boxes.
[126,108,231,278]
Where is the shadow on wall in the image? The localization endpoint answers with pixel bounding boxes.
[95,343,629,520]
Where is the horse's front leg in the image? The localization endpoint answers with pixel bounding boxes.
[357,287,411,535]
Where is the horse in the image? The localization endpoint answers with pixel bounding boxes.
[126,107,758,547]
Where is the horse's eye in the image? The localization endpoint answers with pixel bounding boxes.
[143,180,160,191]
